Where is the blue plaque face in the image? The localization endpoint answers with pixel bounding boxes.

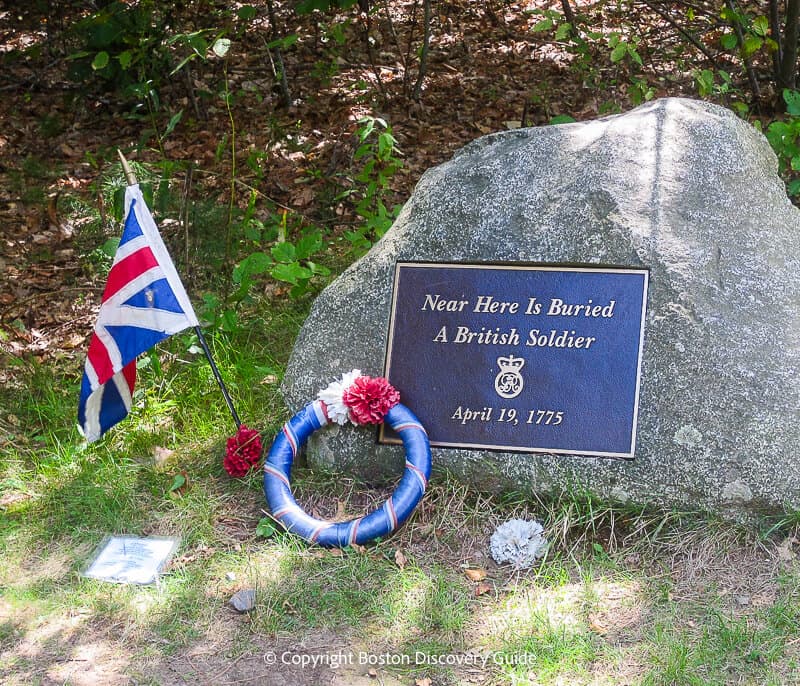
[381,263,649,458]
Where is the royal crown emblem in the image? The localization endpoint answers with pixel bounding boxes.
[494,355,525,399]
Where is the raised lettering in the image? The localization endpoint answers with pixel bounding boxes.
[422,294,470,312]
[473,295,519,314]
[525,297,542,315]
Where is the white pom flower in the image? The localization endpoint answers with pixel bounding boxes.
[317,369,362,425]
[489,519,548,568]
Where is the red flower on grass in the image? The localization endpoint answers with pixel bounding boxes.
[224,425,263,477]
[342,375,400,425]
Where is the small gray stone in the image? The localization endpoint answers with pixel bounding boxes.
[229,588,256,613]
[284,98,800,522]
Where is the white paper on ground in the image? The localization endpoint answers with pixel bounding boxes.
[83,535,180,585]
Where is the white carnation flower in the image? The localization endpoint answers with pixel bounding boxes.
[489,519,548,568]
[317,369,362,425]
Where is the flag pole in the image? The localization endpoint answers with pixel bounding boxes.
[117,150,242,430]
[118,150,137,187]
[193,327,242,428]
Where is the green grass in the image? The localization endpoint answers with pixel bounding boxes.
[4,418,800,684]
[3,195,800,686]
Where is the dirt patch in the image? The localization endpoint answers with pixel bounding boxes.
[147,628,408,686]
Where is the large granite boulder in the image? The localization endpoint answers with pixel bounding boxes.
[283,97,800,521]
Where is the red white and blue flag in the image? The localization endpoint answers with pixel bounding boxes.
[78,184,198,442]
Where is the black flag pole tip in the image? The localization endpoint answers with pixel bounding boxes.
[118,150,138,186]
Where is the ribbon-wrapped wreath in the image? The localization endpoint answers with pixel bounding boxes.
[262,370,431,547]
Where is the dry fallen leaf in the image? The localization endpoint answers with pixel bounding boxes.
[394,549,407,569]
[464,567,487,582]
[64,332,86,349]
[588,612,609,634]
[474,582,492,597]
[291,185,314,207]
[367,668,378,678]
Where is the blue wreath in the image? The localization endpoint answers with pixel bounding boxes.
[263,400,431,547]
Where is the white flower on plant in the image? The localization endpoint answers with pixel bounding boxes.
[317,369,362,425]
[489,518,548,568]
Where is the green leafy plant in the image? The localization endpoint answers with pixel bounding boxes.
[341,116,403,255]
[528,9,608,93]
[529,9,574,42]
[693,67,745,114]
[231,207,331,304]
[256,517,278,538]
[767,89,800,196]
[608,32,643,67]
[719,7,776,61]
[66,1,170,93]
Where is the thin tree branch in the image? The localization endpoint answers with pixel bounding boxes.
[412,0,431,101]
[639,0,720,67]
[560,0,576,26]
[265,0,292,108]
[402,0,420,97]
[769,0,783,82]
[724,0,761,99]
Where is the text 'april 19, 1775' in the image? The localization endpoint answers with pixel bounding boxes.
[382,263,649,458]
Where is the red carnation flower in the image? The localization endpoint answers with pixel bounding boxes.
[342,375,400,425]
[224,425,263,477]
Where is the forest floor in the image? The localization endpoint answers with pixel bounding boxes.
[0,0,717,357]
[1,2,800,685]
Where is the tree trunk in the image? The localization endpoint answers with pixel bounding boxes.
[560,0,576,26]
[780,0,800,90]
[412,0,431,101]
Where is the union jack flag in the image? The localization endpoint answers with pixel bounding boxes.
[78,184,198,442]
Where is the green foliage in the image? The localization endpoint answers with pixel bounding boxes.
[168,28,220,74]
[343,116,404,255]
[691,67,748,117]
[169,473,187,492]
[66,1,170,93]
[549,114,577,125]
[63,1,242,156]
[719,6,777,60]
[256,517,278,538]
[529,9,653,107]
[232,218,330,300]
[767,90,800,196]
[608,33,643,67]
[529,8,573,42]
[231,198,331,301]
